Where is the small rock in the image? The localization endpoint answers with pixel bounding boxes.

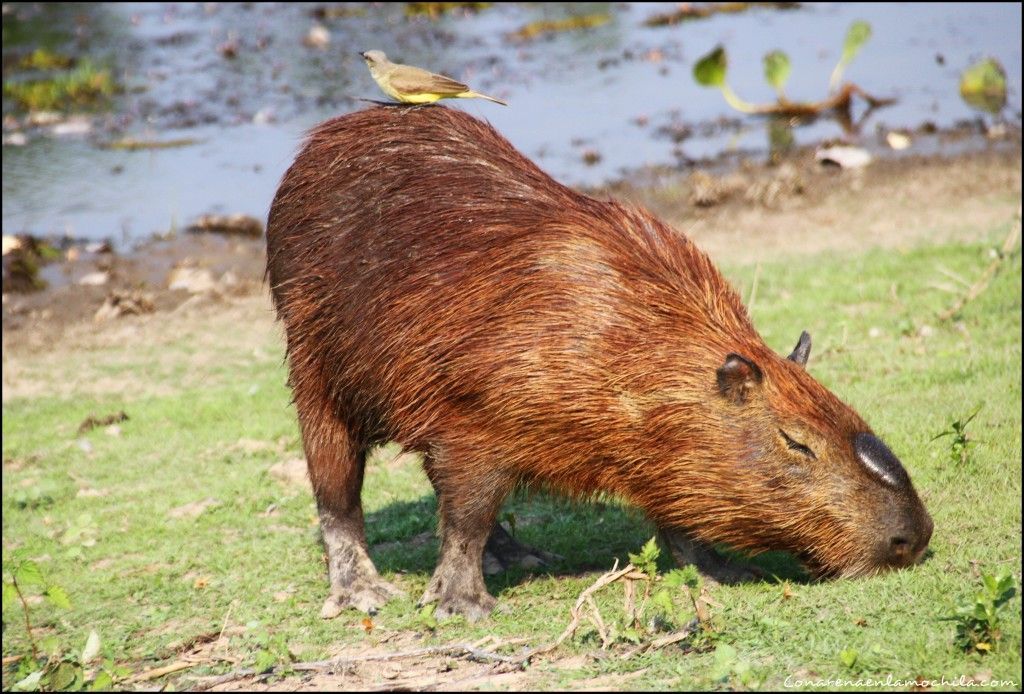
[168,266,217,293]
[51,117,92,137]
[304,24,330,49]
[868,327,882,338]
[94,291,155,321]
[27,111,62,126]
[84,241,113,254]
[77,439,94,454]
[2,132,27,146]
[252,107,276,125]
[918,324,935,338]
[78,271,110,286]
[885,131,912,150]
[104,424,121,437]
[815,145,872,169]
[2,235,22,256]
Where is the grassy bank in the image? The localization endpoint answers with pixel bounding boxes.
[2,227,1021,690]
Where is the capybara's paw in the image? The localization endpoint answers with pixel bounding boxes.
[434,591,497,623]
[319,578,405,619]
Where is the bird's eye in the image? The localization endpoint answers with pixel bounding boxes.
[780,430,816,460]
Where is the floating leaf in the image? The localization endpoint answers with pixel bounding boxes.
[763,50,791,93]
[829,21,872,91]
[82,629,102,663]
[841,21,872,65]
[694,46,728,88]
[959,58,1007,114]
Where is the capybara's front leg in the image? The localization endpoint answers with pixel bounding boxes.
[294,372,403,618]
[420,456,513,621]
[659,528,766,585]
[316,501,404,618]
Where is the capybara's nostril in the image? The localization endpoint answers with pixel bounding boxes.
[889,536,911,563]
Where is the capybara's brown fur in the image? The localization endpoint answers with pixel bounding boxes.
[266,105,933,620]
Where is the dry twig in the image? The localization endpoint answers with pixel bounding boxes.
[939,214,1021,321]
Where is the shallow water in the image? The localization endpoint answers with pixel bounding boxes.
[2,2,1021,243]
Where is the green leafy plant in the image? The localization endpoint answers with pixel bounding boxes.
[627,535,661,577]
[3,61,116,112]
[932,406,982,466]
[763,50,791,99]
[244,626,295,675]
[959,58,1007,114]
[3,559,120,691]
[693,21,888,120]
[953,572,1016,653]
[828,20,872,92]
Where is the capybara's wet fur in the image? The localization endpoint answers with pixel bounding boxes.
[266,105,933,620]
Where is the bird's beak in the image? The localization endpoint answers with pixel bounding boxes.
[358,51,367,59]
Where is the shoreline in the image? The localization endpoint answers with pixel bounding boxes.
[3,140,1021,348]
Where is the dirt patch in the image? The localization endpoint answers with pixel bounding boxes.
[600,144,1022,265]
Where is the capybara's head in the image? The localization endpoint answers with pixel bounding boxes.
[657,331,933,578]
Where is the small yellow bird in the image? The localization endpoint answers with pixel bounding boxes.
[360,50,507,106]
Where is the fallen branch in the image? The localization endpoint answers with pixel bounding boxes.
[620,619,701,660]
[740,82,895,118]
[525,559,636,660]
[938,214,1021,321]
[130,660,195,682]
[187,643,523,691]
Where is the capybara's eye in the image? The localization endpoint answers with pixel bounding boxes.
[780,430,817,460]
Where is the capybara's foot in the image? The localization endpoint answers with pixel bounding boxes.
[482,523,562,575]
[320,578,405,619]
[660,528,766,585]
[418,573,496,622]
[433,590,497,622]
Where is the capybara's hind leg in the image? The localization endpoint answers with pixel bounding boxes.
[659,528,765,585]
[482,523,562,575]
[295,382,403,618]
[420,456,513,621]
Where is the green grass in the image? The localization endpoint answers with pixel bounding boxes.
[3,232,1021,690]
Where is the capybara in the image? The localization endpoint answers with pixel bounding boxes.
[266,105,933,621]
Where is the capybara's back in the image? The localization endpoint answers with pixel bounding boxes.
[266,106,932,621]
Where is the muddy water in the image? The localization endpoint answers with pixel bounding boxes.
[2,2,1021,244]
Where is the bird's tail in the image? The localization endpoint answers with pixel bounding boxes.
[461,91,508,106]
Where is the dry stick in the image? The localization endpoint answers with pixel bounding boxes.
[939,215,1021,321]
[11,578,38,660]
[620,619,701,661]
[132,660,195,682]
[188,644,523,691]
[525,559,636,660]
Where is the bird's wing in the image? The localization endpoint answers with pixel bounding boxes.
[389,65,469,96]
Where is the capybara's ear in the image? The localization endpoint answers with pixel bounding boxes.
[716,353,763,405]
[787,330,812,367]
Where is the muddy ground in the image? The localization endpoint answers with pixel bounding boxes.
[3,142,1021,359]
